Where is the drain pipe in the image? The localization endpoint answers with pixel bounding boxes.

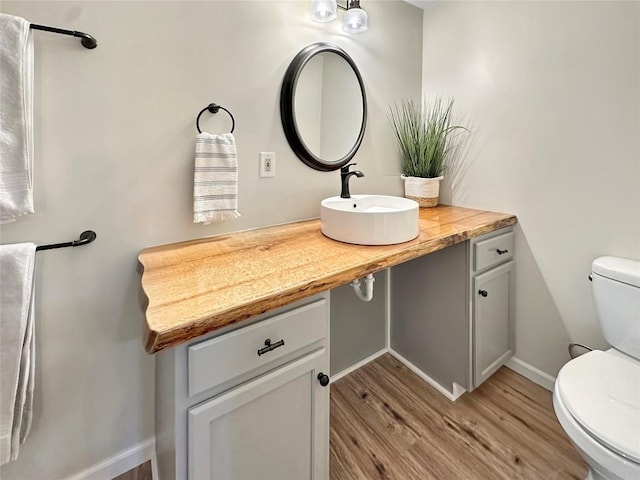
[351,274,375,302]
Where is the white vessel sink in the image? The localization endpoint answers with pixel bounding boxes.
[320,195,419,245]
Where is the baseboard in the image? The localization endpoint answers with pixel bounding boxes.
[66,437,157,480]
[389,349,466,401]
[331,348,387,383]
[505,356,556,391]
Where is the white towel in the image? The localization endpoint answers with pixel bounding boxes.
[193,132,241,224]
[0,14,34,223]
[0,243,36,465]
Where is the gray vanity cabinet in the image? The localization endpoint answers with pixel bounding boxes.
[155,293,330,480]
[473,262,514,385]
[470,229,515,388]
[391,227,515,396]
[188,348,328,480]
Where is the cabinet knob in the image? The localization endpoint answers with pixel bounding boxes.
[496,248,509,255]
[478,289,488,297]
[317,372,330,387]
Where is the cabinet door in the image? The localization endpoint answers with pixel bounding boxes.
[188,348,329,480]
[473,261,514,387]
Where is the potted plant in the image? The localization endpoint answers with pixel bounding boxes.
[389,97,468,207]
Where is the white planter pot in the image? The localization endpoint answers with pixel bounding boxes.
[401,175,444,207]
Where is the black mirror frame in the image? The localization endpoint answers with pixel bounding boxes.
[280,42,368,172]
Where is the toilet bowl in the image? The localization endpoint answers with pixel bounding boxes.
[553,256,640,480]
[554,349,640,480]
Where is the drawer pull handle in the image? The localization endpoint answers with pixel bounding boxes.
[478,290,488,297]
[257,338,285,356]
[317,372,330,387]
[496,248,509,255]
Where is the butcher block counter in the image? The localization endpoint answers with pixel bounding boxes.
[138,205,517,353]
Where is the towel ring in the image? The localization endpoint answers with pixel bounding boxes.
[196,103,235,134]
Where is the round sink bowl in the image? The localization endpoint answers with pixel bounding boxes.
[320,195,419,245]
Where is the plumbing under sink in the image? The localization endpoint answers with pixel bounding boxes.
[320,195,419,245]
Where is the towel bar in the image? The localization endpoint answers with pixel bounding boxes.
[36,230,97,251]
[196,103,235,134]
[30,23,97,49]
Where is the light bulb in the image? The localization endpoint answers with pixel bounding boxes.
[342,5,368,33]
[310,0,337,23]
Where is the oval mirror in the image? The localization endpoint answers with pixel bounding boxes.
[280,43,367,172]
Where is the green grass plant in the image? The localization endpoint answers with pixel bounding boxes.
[389,97,468,178]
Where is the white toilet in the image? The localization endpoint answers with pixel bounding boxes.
[553,256,640,480]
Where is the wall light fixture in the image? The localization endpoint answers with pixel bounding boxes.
[310,0,369,34]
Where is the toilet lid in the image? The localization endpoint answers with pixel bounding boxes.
[557,350,640,463]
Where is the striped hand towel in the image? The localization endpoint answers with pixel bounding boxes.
[193,132,240,224]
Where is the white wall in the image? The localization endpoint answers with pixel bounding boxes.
[0,1,423,478]
[422,1,640,376]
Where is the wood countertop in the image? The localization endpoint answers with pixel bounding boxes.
[139,205,517,353]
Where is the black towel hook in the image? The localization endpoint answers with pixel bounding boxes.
[196,103,235,134]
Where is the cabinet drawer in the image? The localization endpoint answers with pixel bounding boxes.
[474,231,514,272]
[188,299,328,397]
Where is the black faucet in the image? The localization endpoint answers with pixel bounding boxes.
[340,163,365,198]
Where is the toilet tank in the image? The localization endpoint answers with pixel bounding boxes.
[592,256,640,360]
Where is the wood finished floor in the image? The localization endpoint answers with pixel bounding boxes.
[112,460,152,480]
[330,354,588,480]
[117,354,587,480]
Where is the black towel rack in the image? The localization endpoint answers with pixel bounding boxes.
[196,103,235,134]
[30,23,97,49]
[36,230,97,252]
